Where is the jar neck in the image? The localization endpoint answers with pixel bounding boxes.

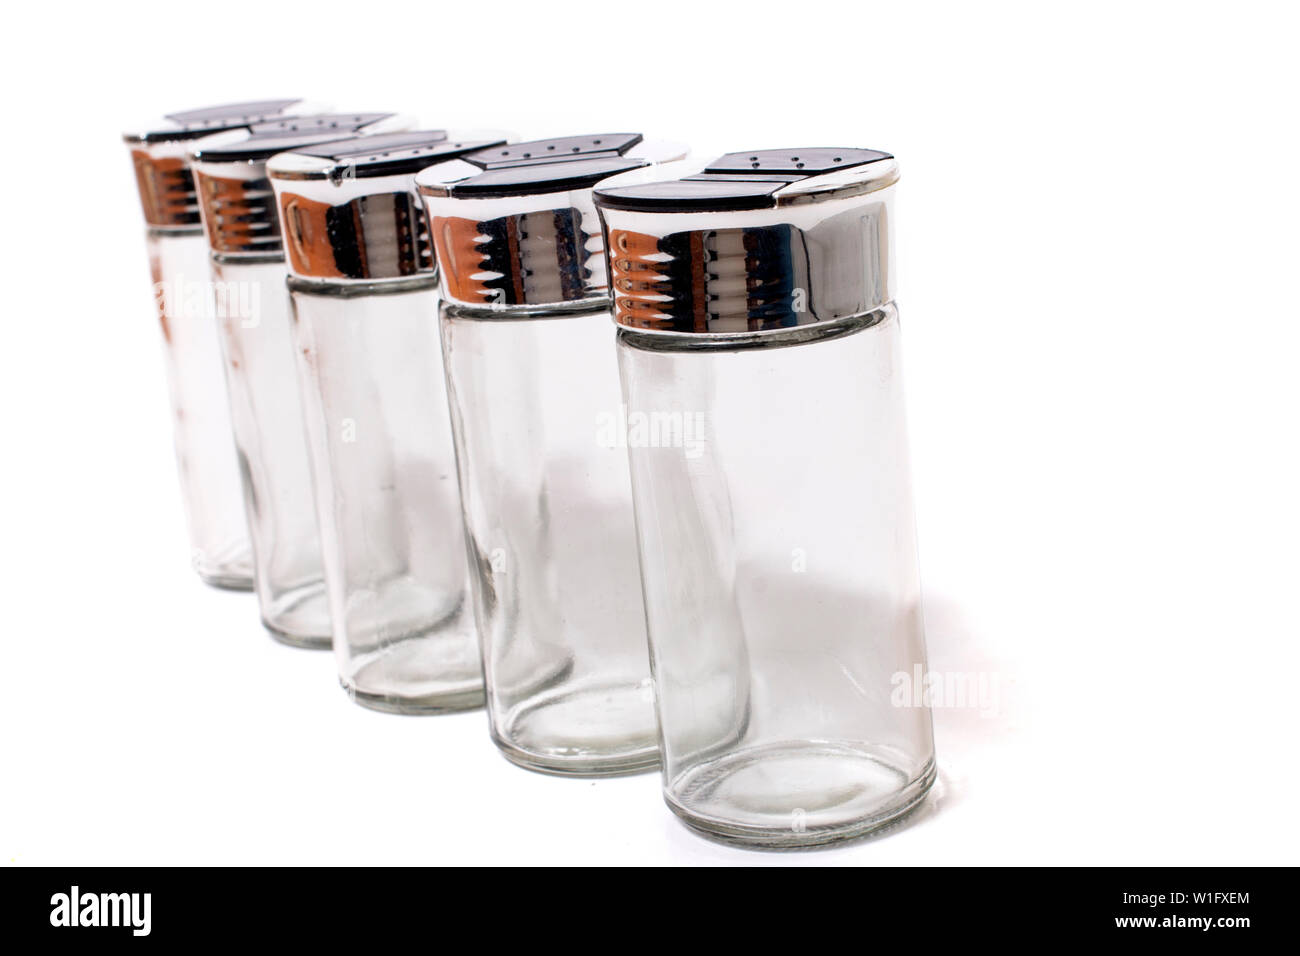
[440,296,613,323]
[615,303,896,354]
[287,272,440,299]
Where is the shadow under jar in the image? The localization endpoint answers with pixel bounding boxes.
[417,134,686,773]
[123,100,310,589]
[595,148,936,846]
[190,112,409,648]
[269,130,509,712]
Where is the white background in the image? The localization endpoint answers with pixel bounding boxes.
[1,0,1297,865]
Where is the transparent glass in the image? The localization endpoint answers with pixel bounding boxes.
[213,257,331,647]
[617,306,935,847]
[292,280,483,714]
[147,230,253,589]
[441,303,658,775]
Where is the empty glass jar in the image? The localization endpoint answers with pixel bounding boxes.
[124,100,306,589]
[190,112,408,647]
[595,148,936,845]
[269,130,507,711]
[417,134,685,773]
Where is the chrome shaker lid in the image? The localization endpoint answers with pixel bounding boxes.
[267,130,509,282]
[593,148,899,334]
[416,134,687,309]
[189,113,411,257]
[123,99,313,229]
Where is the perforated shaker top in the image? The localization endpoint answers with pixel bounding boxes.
[594,148,899,334]
[123,99,310,229]
[189,113,407,256]
[268,130,511,281]
[416,134,687,308]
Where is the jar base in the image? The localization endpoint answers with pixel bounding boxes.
[665,741,936,849]
[193,546,255,592]
[343,679,485,715]
[493,678,661,777]
[264,621,332,650]
[342,625,485,715]
[262,580,333,649]
[197,569,254,592]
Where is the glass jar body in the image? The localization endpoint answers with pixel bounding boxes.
[441,302,658,774]
[147,229,253,589]
[293,280,482,713]
[213,256,331,647]
[617,306,935,846]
